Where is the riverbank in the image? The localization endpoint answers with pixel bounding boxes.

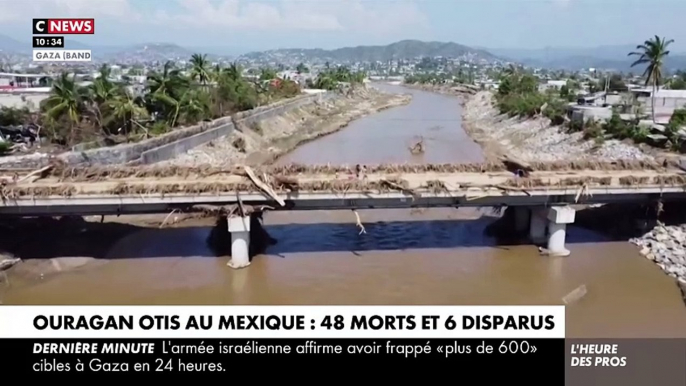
[462,91,652,162]
[631,224,686,298]
[164,86,411,167]
[403,83,479,99]
[447,87,684,302]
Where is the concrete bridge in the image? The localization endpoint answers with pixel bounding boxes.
[1,160,685,268]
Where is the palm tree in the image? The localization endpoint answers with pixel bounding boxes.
[177,88,211,124]
[43,72,84,142]
[503,64,519,76]
[211,64,223,82]
[259,68,278,81]
[86,65,120,128]
[146,61,189,126]
[147,61,185,96]
[106,90,149,136]
[223,62,242,82]
[629,35,674,122]
[189,53,210,86]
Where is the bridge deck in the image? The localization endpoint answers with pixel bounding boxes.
[1,164,685,216]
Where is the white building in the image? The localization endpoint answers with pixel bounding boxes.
[631,88,686,123]
[538,80,567,92]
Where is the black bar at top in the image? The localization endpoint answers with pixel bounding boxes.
[3,338,564,382]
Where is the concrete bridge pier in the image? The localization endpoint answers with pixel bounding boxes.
[528,207,548,244]
[227,216,251,269]
[545,206,576,257]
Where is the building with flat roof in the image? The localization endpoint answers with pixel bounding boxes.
[630,87,686,122]
[0,72,53,91]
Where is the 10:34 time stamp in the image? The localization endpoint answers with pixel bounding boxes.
[33,36,65,48]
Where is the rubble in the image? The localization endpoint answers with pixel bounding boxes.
[631,224,686,284]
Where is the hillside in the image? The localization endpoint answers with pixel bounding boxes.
[240,40,501,63]
[0,36,222,62]
[0,34,27,53]
[100,43,195,62]
[487,45,686,71]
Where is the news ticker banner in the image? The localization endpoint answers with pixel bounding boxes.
[31,18,94,62]
[0,306,684,385]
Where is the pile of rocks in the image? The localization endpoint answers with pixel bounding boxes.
[631,224,686,285]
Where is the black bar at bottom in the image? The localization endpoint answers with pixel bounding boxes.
[8,338,563,381]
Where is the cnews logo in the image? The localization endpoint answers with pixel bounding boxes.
[32,19,94,34]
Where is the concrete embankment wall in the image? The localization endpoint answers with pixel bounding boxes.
[0,92,333,168]
[139,92,335,164]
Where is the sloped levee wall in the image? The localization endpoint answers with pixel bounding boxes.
[0,92,332,168]
[140,91,335,164]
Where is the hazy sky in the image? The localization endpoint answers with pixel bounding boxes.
[1,0,685,52]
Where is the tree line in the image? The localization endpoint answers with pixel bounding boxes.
[0,55,367,149]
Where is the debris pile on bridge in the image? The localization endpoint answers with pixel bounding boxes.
[0,159,685,200]
[0,158,680,182]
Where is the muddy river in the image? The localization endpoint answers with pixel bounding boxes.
[2,84,686,338]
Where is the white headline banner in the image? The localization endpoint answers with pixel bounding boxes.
[0,306,565,339]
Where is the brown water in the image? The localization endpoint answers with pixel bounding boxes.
[278,83,484,164]
[2,85,686,338]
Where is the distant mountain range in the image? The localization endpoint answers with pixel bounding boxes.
[239,40,500,63]
[2,34,685,72]
[0,34,223,62]
[485,45,686,71]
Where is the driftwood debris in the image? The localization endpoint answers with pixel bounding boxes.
[562,285,588,305]
[273,175,299,190]
[499,155,533,177]
[192,204,274,217]
[461,182,532,196]
[16,164,53,184]
[353,210,366,234]
[381,178,420,200]
[0,256,21,271]
[408,137,425,154]
[159,209,181,228]
[238,166,285,206]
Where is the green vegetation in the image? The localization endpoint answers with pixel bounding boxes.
[494,72,567,125]
[666,108,686,149]
[403,65,477,85]
[1,54,302,148]
[310,66,366,90]
[296,63,309,73]
[668,70,686,90]
[0,106,31,126]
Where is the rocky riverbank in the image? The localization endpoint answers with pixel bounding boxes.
[631,224,686,300]
[402,85,686,302]
[462,91,652,162]
[459,90,686,302]
[165,86,411,166]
